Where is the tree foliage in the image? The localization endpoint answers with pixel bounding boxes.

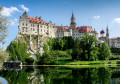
[72,33,99,61]
[0,7,9,45]
[6,40,30,62]
[98,42,111,60]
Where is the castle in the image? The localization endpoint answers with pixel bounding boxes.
[18,12,112,55]
[19,12,99,40]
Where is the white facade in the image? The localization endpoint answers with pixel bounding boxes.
[109,37,120,48]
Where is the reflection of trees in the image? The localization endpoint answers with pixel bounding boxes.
[0,68,34,84]
[0,67,113,84]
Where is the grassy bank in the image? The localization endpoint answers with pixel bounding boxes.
[55,60,120,65]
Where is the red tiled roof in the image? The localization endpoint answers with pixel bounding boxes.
[56,26,70,29]
[109,37,120,40]
[28,17,47,24]
[76,26,95,33]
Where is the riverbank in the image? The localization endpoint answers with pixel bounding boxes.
[55,60,120,65]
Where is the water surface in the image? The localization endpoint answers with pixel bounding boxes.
[0,66,120,84]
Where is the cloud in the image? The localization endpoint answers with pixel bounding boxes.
[93,15,100,19]
[1,7,21,16]
[11,18,18,25]
[20,4,29,12]
[113,18,120,24]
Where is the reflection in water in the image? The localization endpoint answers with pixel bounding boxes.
[0,66,120,84]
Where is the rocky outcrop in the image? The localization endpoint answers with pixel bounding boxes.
[15,34,49,59]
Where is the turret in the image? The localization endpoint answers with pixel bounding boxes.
[70,12,76,29]
[100,29,105,37]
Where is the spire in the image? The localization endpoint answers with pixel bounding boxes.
[106,25,109,36]
[72,11,75,19]
[70,11,76,27]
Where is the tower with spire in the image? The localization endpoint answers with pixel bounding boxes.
[70,12,76,29]
[106,25,109,46]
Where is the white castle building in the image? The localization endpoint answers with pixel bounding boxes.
[19,12,98,40]
[18,11,120,56]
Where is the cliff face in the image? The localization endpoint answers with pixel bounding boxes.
[15,34,49,57]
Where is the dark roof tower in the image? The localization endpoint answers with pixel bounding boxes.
[70,12,76,27]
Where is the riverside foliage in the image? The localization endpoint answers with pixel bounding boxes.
[37,33,111,64]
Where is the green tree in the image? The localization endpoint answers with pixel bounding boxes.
[80,33,98,61]
[72,38,81,60]
[0,7,9,44]
[0,7,9,66]
[98,42,111,60]
[7,40,30,62]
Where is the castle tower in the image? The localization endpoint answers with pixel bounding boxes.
[106,25,109,46]
[70,12,76,29]
[100,29,105,37]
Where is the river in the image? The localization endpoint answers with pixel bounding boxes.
[0,66,120,84]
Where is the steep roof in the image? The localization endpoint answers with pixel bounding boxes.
[28,17,47,24]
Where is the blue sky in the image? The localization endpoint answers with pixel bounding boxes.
[1,0,120,48]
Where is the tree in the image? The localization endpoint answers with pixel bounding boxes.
[72,38,81,60]
[98,42,111,60]
[0,7,9,66]
[0,7,9,45]
[6,40,30,62]
[79,33,98,61]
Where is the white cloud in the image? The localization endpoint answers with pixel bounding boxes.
[113,18,120,24]
[1,7,21,16]
[11,18,18,25]
[93,15,100,19]
[20,4,29,12]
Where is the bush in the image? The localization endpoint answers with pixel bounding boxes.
[25,57,34,63]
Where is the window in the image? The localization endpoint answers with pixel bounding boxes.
[22,27,24,32]
[31,24,32,26]
[31,28,32,31]
[26,28,27,32]
[33,28,35,31]
[26,24,27,26]
[22,23,24,26]
[44,30,45,32]
[37,29,39,33]
[33,24,34,27]
[41,25,42,28]
[41,29,42,32]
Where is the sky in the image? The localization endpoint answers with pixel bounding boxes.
[0,0,120,49]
